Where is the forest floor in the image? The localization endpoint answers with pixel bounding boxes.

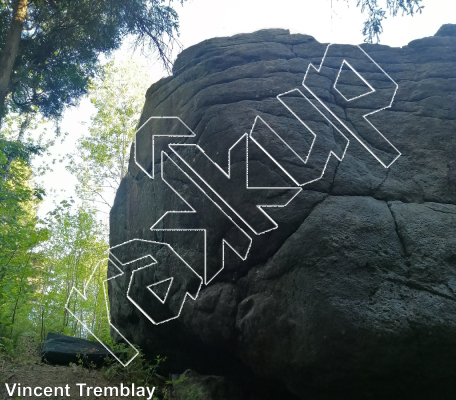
[0,337,175,400]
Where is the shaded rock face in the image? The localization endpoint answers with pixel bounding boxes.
[41,333,113,367]
[109,27,456,399]
[173,369,245,400]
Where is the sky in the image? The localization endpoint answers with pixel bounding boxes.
[35,0,456,220]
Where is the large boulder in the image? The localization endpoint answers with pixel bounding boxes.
[41,333,113,367]
[109,26,456,399]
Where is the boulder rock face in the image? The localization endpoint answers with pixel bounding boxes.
[41,333,113,367]
[173,369,245,400]
[109,27,456,399]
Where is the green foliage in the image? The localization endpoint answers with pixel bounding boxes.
[102,344,167,387]
[0,24,156,370]
[0,336,14,354]
[0,196,109,346]
[1,0,186,121]
[0,140,48,342]
[67,60,149,211]
[38,201,109,342]
[0,137,42,168]
[174,383,206,400]
[347,0,425,43]
[166,374,187,386]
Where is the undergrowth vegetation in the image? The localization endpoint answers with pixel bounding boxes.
[0,334,187,400]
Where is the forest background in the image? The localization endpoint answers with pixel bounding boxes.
[0,0,454,355]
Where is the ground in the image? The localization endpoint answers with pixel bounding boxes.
[0,336,176,400]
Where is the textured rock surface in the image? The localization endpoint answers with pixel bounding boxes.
[41,333,113,367]
[109,26,456,399]
[173,369,245,400]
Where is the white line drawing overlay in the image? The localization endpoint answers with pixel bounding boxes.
[168,133,302,236]
[334,60,375,102]
[302,44,400,168]
[68,43,401,366]
[134,116,195,180]
[250,88,350,187]
[148,277,174,304]
[151,150,253,285]
[108,239,203,325]
[65,258,140,367]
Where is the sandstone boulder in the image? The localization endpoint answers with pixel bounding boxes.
[109,26,456,399]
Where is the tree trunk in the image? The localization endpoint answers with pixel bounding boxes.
[0,0,29,128]
[11,252,32,334]
[10,274,25,335]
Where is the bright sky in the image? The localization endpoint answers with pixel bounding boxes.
[35,0,456,220]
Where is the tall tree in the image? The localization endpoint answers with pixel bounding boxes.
[37,201,108,341]
[0,0,28,122]
[0,0,185,128]
[0,198,109,343]
[67,60,149,213]
[0,152,48,339]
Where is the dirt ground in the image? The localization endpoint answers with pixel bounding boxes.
[0,337,173,400]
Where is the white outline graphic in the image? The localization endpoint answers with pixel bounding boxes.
[134,116,195,179]
[70,43,402,367]
[302,44,400,168]
[250,89,350,187]
[151,151,253,285]
[65,258,140,367]
[334,60,375,102]
[108,239,203,325]
[168,134,302,236]
[128,42,400,325]
[147,277,174,304]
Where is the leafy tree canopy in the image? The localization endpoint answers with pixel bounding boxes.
[0,0,185,124]
[349,0,424,43]
[67,60,149,213]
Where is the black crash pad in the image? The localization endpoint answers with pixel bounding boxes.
[41,333,114,367]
